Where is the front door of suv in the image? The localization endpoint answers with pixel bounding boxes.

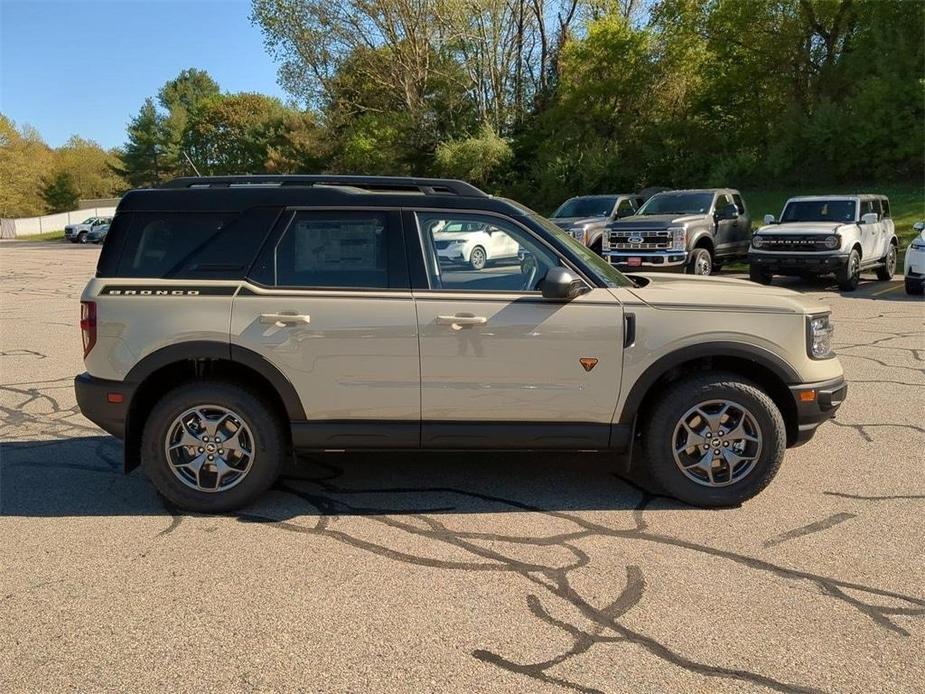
[410,210,625,449]
[231,209,420,447]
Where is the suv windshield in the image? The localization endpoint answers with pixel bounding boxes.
[552,197,617,219]
[638,192,713,216]
[780,200,856,223]
[82,217,97,224]
[527,212,634,288]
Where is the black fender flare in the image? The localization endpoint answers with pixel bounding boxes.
[124,340,304,420]
[617,341,800,425]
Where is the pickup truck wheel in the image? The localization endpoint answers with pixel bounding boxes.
[875,244,897,281]
[141,381,285,513]
[469,246,487,270]
[641,373,786,507]
[79,232,89,244]
[836,249,861,291]
[749,265,773,285]
[686,248,712,276]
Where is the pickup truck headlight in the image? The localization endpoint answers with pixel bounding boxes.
[569,224,589,243]
[751,235,765,249]
[668,226,686,251]
[823,235,841,250]
[807,314,835,359]
[601,230,610,251]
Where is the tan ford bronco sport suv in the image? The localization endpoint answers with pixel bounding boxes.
[75,176,846,512]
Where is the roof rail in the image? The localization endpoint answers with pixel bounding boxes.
[160,175,488,197]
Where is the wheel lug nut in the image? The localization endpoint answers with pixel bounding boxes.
[714,449,720,454]
[723,441,729,447]
[207,454,214,460]
[718,430,725,436]
[202,436,209,442]
[198,447,204,453]
[218,449,224,455]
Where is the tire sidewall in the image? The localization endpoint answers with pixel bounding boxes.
[141,381,285,512]
[470,246,487,270]
[686,248,712,276]
[643,376,786,507]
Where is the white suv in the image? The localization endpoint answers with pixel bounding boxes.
[748,195,898,291]
[433,220,520,270]
[905,221,925,295]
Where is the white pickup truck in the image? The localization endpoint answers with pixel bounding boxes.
[748,195,898,291]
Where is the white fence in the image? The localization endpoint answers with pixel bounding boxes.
[0,207,118,239]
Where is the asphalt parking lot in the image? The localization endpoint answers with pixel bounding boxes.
[1,241,923,693]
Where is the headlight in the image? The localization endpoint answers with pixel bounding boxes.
[808,314,834,359]
[668,226,686,251]
[570,224,589,243]
[751,235,765,249]
[823,235,840,250]
[911,241,925,251]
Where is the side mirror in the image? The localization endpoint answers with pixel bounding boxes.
[542,267,587,300]
[913,221,924,232]
[763,214,775,225]
[860,212,879,225]
[716,203,738,220]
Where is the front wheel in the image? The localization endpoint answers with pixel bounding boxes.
[749,264,773,285]
[641,373,786,507]
[686,247,712,276]
[875,244,897,281]
[141,381,286,513]
[469,246,487,270]
[78,232,88,244]
[836,249,861,291]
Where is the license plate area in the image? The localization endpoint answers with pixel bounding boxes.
[626,257,642,267]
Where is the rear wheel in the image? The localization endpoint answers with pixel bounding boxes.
[141,381,286,513]
[641,373,786,507]
[469,246,487,270]
[875,243,897,281]
[836,249,861,291]
[749,264,773,285]
[686,247,712,276]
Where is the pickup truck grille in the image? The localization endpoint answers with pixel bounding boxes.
[757,235,832,252]
[608,229,671,250]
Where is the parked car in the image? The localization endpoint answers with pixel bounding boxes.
[602,189,751,275]
[432,220,521,270]
[65,216,111,243]
[748,195,898,291]
[74,175,845,513]
[550,194,644,254]
[86,224,110,244]
[905,221,925,295]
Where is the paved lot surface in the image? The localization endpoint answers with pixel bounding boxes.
[1,241,923,693]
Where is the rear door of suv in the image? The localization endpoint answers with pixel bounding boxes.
[231,208,420,448]
[407,209,625,450]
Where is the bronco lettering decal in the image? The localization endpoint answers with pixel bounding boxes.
[99,285,237,296]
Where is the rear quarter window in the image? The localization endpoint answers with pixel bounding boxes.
[106,208,280,279]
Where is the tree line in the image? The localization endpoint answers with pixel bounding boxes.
[1,0,921,219]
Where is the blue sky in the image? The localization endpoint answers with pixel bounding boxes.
[0,0,288,149]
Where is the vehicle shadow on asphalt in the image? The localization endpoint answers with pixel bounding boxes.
[0,436,693,519]
[763,274,920,301]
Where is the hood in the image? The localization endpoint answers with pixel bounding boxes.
[551,216,606,228]
[756,221,848,236]
[626,272,827,315]
[609,214,706,230]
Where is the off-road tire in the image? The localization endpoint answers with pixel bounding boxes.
[469,246,487,270]
[836,249,861,291]
[875,243,897,281]
[641,372,786,507]
[749,264,773,285]
[686,247,712,276]
[141,380,286,513]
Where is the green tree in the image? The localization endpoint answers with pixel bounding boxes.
[41,171,79,213]
[0,114,54,217]
[158,68,221,174]
[182,93,290,174]
[120,98,171,187]
[435,124,512,187]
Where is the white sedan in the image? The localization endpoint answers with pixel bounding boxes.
[905,221,925,295]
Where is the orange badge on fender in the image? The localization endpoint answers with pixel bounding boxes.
[579,357,598,372]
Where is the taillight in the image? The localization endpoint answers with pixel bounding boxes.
[80,301,97,357]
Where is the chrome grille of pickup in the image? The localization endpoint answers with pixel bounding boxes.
[608,229,671,250]
[758,235,831,252]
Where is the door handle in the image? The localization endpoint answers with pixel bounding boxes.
[260,312,311,326]
[436,314,487,328]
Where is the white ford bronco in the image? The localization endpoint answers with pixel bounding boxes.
[748,194,899,291]
[75,176,846,512]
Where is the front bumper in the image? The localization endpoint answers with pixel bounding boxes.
[604,250,688,270]
[74,372,134,439]
[749,251,847,273]
[789,375,847,446]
